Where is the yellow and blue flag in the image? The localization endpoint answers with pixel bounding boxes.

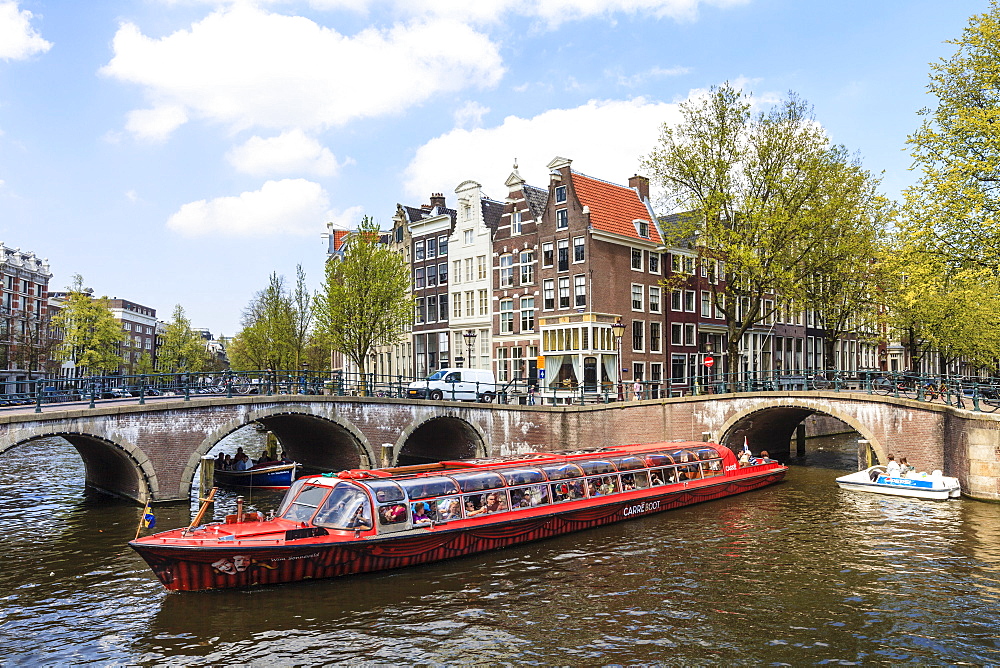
[141,503,156,529]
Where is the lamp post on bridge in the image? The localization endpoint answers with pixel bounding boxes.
[611,318,625,402]
[463,329,478,370]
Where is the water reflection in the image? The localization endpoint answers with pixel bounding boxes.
[3,434,1000,664]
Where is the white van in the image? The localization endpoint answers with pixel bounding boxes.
[407,368,498,402]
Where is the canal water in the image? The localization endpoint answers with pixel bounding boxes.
[2,432,1000,665]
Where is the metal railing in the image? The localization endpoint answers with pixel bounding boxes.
[7,368,1000,413]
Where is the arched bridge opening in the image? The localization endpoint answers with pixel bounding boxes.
[397,416,485,466]
[252,413,372,473]
[720,405,869,467]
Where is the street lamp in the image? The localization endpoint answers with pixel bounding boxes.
[611,318,626,401]
[464,329,478,369]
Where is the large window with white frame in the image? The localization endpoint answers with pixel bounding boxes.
[543,279,555,310]
[499,254,514,288]
[520,297,535,331]
[574,274,586,308]
[557,239,569,272]
[649,252,660,274]
[511,210,522,236]
[701,291,712,318]
[573,236,585,262]
[649,286,660,313]
[631,284,644,311]
[500,299,514,334]
[632,321,644,352]
[672,289,682,311]
[684,290,695,312]
[542,242,554,268]
[520,249,534,285]
[649,322,662,353]
[631,248,642,270]
[479,290,489,316]
[556,208,568,229]
[558,277,570,309]
[671,323,683,346]
[555,185,567,203]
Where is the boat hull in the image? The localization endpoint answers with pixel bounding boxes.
[132,468,785,592]
[214,463,296,490]
[835,467,961,501]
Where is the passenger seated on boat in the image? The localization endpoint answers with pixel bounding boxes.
[215,452,227,469]
[378,504,407,525]
[437,497,462,520]
[898,457,913,478]
[599,477,618,495]
[585,479,600,497]
[412,502,433,525]
[738,449,750,467]
[222,454,233,470]
[650,471,664,486]
[468,492,507,516]
[344,504,373,530]
[758,450,770,463]
[621,474,635,491]
[886,454,901,477]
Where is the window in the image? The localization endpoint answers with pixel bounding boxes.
[649,253,660,274]
[464,258,474,282]
[395,226,404,243]
[683,256,695,274]
[633,362,645,382]
[415,298,425,324]
[427,264,437,287]
[649,286,661,313]
[672,354,686,384]
[511,210,522,235]
[634,220,649,238]
[414,267,425,289]
[684,290,695,312]
[671,254,682,273]
[556,209,568,229]
[701,291,712,318]
[465,291,475,317]
[557,239,569,271]
[684,323,696,346]
[631,284,644,311]
[426,295,437,322]
[427,237,437,259]
[439,294,448,321]
[453,293,462,318]
[671,323,683,345]
[559,277,570,309]
[573,236,585,262]
[453,260,461,284]
[500,299,514,334]
[438,235,448,256]
[671,289,682,311]
[631,248,642,270]
[574,274,586,308]
[497,347,509,382]
[464,229,474,245]
[649,322,661,352]
[439,262,448,284]
[521,297,535,331]
[543,279,555,310]
[555,185,567,203]
[415,241,425,260]
[520,250,534,284]
[542,242,554,268]
[479,289,489,316]
[477,256,487,280]
[632,320,644,351]
[500,254,514,287]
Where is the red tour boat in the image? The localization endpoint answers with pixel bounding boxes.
[130,441,786,591]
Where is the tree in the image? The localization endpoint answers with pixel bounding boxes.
[642,83,886,378]
[50,274,125,375]
[232,273,297,370]
[316,217,411,377]
[904,1,1000,269]
[10,315,59,374]
[156,304,207,373]
[292,265,313,369]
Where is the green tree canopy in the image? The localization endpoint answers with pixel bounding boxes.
[904,1,1000,268]
[50,274,124,375]
[229,271,299,370]
[642,83,886,375]
[316,217,411,375]
[156,304,208,373]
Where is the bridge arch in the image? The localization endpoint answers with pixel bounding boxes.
[394,415,487,466]
[0,430,158,502]
[716,398,884,462]
[186,407,376,496]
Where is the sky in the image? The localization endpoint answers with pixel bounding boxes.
[0,0,988,337]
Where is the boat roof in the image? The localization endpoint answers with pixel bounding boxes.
[306,441,731,486]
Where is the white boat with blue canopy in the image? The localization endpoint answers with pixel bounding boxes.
[836,465,961,500]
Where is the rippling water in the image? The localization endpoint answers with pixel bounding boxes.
[2,433,1000,665]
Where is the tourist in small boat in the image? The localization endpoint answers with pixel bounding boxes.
[650,471,664,486]
[468,492,506,515]
[898,457,913,478]
[886,454,901,477]
[438,498,462,520]
[215,452,226,469]
[412,502,433,526]
[738,449,751,467]
[758,450,771,463]
[223,454,233,470]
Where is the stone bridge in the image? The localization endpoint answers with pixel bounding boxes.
[1,391,998,503]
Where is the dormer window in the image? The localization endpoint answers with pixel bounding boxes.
[555,185,567,203]
[634,219,650,239]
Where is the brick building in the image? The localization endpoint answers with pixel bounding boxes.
[109,299,157,374]
[0,245,52,388]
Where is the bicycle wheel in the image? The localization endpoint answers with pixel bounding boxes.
[873,377,893,395]
[810,374,831,390]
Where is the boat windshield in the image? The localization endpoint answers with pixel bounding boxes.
[280,483,332,523]
[313,483,373,531]
[276,479,312,516]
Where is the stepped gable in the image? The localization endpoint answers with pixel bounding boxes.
[571,171,662,244]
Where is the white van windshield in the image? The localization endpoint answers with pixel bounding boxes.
[426,370,448,381]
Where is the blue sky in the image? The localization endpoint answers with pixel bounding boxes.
[0,0,986,337]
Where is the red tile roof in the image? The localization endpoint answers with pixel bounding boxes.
[571,172,661,244]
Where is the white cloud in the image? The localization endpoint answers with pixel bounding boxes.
[453,101,489,129]
[0,1,51,61]
[100,5,504,140]
[125,105,188,143]
[227,130,340,177]
[403,97,686,201]
[166,178,333,237]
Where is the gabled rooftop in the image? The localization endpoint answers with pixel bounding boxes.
[571,171,662,244]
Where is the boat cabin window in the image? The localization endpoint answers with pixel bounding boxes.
[540,463,585,481]
[464,490,508,517]
[499,468,546,485]
[620,471,649,490]
[650,467,679,485]
[313,483,373,531]
[280,483,332,523]
[399,476,461,500]
[699,458,723,478]
[694,447,719,460]
[377,503,408,528]
[509,484,550,508]
[366,479,405,504]
[434,496,463,521]
[411,501,436,526]
[276,478,312,516]
[449,471,506,493]
[579,460,616,475]
[550,479,585,503]
[585,475,620,497]
[644,453,674,467]
[608,456,646,471]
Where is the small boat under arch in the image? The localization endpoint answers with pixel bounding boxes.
[130,441,787,591]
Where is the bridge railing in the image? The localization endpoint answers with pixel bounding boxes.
[9,368,1000,413]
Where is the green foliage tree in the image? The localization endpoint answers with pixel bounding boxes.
[50,274,124,375]
[642,83,886,377]
[316,217,412,377]
[135,351,155,375]
[231,272,298,370]
[156,304,208,373]
[904,1,1000,269]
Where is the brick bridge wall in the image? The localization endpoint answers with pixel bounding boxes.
[0,391,997,503]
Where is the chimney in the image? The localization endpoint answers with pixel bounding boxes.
[629,175,650,201]
[429,193,446,209]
